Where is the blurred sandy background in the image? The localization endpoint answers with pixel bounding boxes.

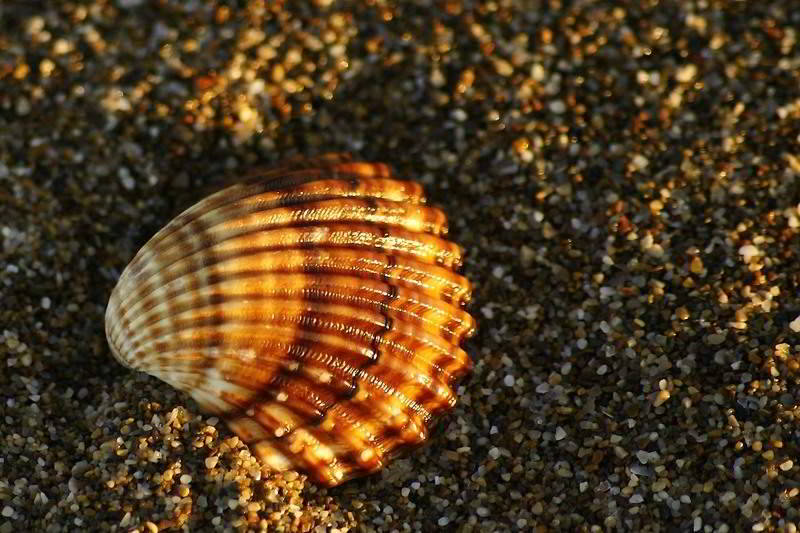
[1,1,800,531]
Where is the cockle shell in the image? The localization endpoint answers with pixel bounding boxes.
[105,153,476,486]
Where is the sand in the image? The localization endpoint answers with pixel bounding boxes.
[2,1,800,531]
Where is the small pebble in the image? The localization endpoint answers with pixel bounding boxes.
[653,390,670,407]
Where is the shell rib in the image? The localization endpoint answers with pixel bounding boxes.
[105,153,476,486]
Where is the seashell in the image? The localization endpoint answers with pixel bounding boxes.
[105,153,476,486]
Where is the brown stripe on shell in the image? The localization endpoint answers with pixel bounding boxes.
[132,304,455,416]
[109,256,473,350]
[296,236,402,480]
[138,153,358,251]
[110,234,467,343]
[129,161,412,275]
[187,197,448,242]
[249,251,339,468]
[104,154,476,487]
[116,196,449,316]
[113,273,475,356]
[133,173,424,262]
[115,222,464,317]
[195,332,437,485]
[121,316,464,414]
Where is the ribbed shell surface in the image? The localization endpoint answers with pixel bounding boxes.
[105,153,476,486]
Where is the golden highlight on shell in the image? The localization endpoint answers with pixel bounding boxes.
[105,153,476,487]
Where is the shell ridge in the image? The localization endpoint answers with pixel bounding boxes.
[110,278,474,389]
[163,198,449,245]
[139,168,415,259]
[209,326,391,483]
[122,303,463,393]
[112,217,463,316]
[113,270,472,346]
[136,153,359,250]
[273,247,406,479]
[112,287,472,373]
[146,177,426,254]
[114,250,470,333]
[124,301,461,362]
[128,325,453,422]
[116,214,464,305]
